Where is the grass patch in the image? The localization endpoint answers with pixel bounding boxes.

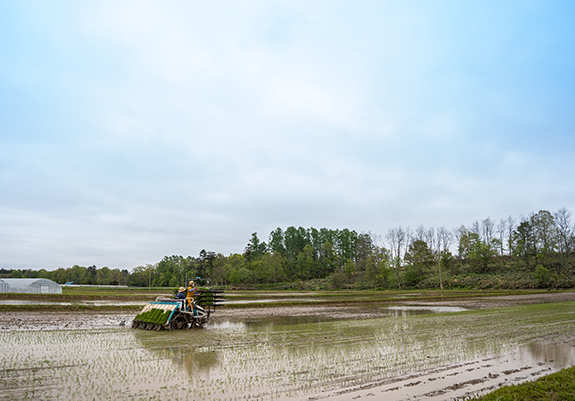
[469,365,575,400]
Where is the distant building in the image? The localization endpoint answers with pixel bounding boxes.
[0,278,62,294]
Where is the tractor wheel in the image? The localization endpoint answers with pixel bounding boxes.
[171,315,188,330]
[190,319,203,329]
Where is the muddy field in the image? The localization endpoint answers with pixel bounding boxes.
[1,292,575,400]
[2,290,574,331]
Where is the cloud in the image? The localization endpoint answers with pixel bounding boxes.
[1,1,575,269]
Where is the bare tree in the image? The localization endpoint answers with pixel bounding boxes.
[496,218,507,256]
[370,231,384,249]
[453,225,468,256]
[437,226,454,252]
[385,227,399,261]
[506,215,516,255]
[434,226,453,290]
[385,226,409,288]
[470,221,480,235]
[481,217,494,244]
[425,227,436,253]
[554,207,574,254]
[414,225,426,242]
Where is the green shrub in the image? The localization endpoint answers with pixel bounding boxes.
[534,265,551,287]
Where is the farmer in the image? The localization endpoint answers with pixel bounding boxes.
[186,281,199,310]
[175,287,186,300]
[187,281,200,297]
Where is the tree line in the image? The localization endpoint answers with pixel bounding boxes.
[3,208,575,290]
[0,265,131,286]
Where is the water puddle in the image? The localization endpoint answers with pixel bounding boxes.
[0,300,147,306]
[331,342,575,401]
[382,305,468,316]
[224,297,328,304]
[207,314,333,331]
[207,305,468,331]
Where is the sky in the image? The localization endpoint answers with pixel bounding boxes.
[2,1,575,271]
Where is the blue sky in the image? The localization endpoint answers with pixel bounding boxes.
[1,1,575,270]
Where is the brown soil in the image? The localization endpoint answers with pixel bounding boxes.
[0,311,135,331]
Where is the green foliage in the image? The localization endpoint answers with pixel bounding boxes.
[327,269,347,290]
[4,210,575,291]
[403,239,434,287]
[0,265,131,286]
[459,233,498,273]
[155,255,195,287]
[227,267,255,285]
[244,232,267,262]
[296,244,316,280]
[534,264,551,287]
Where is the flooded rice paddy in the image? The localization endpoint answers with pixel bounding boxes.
[1,296,575,400]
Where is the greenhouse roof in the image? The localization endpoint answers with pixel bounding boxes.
[2,278,54,286]
[0,278,62,293]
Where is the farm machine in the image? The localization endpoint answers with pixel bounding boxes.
[131,288,224,331]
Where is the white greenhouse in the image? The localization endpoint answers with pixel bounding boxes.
[0,278,62,294]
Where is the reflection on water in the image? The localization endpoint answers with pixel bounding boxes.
[206,315,331,332]
[206,305,468,332]
[224,297,327,304]
[523,342,575,369]
[166,346,219,378]
[207,320,247,330]
[132,331,220,381]
[382,305,467,316]
[0,300,72,305]
[0,300,147,306]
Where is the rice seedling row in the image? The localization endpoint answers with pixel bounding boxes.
[1,302,574,400]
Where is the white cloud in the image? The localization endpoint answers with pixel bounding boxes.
[2,1,575,269]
